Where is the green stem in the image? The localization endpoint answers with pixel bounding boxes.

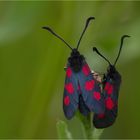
[77,112,104,139]
[77,112,92,139]
[56,120,73,139]
[82,114,93,139]
[92,128,104,140]
[56,113,104,139]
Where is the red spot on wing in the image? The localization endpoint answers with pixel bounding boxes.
[64,96,70,106]
[105,97,114,110]
[66,67,72,78]
[85,80,95,91]
[97,113,105,119]
[93,91,101,101]
[82,64,90,76]
[104,82,113,95]
[65,83,74,94]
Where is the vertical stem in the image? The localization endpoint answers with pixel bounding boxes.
[77,112,93,139]
[82,114,93,139]
[77,112,104,139]
[92,128,104,140]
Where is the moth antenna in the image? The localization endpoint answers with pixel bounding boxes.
[114,35,130,66]
[93,47,111,65]
[42,26,73,50]
[76,17,95,50]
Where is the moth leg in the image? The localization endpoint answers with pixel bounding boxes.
[92,71,102,83]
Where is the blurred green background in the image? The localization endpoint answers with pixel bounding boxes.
[0,1,140,139]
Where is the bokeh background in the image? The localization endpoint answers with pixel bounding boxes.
[0,1,140,139]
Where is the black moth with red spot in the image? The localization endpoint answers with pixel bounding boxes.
[42,17,105,119]
[92,35,130,128]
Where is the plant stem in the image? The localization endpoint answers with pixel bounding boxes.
[77,112,93,139]
[77,112,104,139]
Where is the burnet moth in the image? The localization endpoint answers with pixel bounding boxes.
[92,35,130,128]
[42,17,105,119]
